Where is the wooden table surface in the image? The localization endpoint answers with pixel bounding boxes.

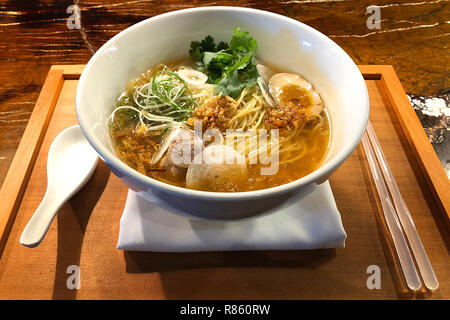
[0,0,449,189]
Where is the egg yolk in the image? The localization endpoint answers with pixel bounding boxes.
[279,84,312,108]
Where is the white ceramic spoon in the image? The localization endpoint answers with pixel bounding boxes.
[20,125,98,248]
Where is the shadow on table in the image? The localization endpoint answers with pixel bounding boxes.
[124,249,338,298]
[51,161,110,299]
[123,248,336,273]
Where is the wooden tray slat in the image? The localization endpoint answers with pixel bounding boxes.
[0,69,64,255]
[360,65,450,227]
[0,65,448,299]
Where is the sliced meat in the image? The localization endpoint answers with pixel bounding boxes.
[158,129,203,177]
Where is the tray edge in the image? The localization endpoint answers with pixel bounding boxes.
[0,68,65,257]
[360,65,450,230]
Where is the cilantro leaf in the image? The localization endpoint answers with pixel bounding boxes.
[189,40,203,61]
[229,28,258,54]
[189,35,227,61]
[200,36,217,51]
[217,41,229,51]
[202,51,234,69]
[189,28,259,98]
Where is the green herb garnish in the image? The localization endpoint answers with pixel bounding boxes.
[189,35,229,60]
[189,28,258,99]
[150,69,196,114]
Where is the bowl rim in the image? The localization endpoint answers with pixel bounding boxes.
[76,6,369,200]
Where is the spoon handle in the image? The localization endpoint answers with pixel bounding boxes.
[20,191,64,248]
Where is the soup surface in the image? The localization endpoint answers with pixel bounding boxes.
[108,29,330,192]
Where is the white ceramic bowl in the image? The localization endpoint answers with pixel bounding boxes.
[76,6,369,220]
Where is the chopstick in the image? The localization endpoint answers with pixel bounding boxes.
[361,130,422,291]
[366,122,439,290]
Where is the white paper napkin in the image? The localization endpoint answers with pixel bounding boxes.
[117,181,346,252]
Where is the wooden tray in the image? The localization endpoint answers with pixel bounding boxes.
[0,65,448,299]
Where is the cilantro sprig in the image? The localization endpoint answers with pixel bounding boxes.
[189,28,258,99]
[189,35,229,60]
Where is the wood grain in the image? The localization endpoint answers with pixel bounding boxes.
[0,69,64,256]
[377,66,450,228]
[0,66,448,299]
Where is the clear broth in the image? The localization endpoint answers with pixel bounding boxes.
[109,58,330,192]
